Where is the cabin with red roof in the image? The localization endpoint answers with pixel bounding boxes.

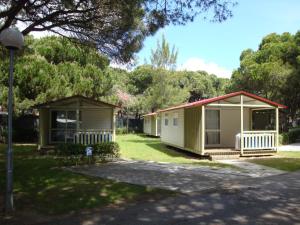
[157,91,286,158]
[143,112,161,137]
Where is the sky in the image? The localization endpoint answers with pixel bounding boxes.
[134,0,300,78]
[24,0,300,78]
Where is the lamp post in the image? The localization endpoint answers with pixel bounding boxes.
[0,28,24,212]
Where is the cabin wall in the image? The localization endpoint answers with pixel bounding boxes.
[39,108,49,147]
[184,107,201,153]
[219,107,250,148]
[81,109,112,130]
[143,117,152,135]
[151,116,157,136]
[161,109,184,148]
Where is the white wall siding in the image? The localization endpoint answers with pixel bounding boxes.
[161,109,184,148]
[143,117,151,135]
[81,109,112,130]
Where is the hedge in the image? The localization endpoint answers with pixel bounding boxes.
[55,142,120,166]
[280,127,300,145]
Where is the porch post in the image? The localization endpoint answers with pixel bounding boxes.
[75,100,80,144]
[155,115,158,136]
[76,100,80,130]
[201,105,205,155]
[275,107,279,152]
[240,95,244,156]
[112,108,116,142]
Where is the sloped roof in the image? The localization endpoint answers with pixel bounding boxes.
[34,95,119,108]
[143,112,157,117]
[158,91,287,112]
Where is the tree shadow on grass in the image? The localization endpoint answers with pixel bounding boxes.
[0,145,166,217]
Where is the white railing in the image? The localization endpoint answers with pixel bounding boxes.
[235,131,276,150]
[74,129,113,145]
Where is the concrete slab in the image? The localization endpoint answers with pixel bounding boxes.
[278,143,300,151]
[217,159,285,177]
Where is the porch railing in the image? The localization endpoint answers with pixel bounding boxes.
[235,131,276,150]
[74,129,113,145]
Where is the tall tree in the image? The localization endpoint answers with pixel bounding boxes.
[150,35,178,70]
[0,35,113,113]
[229,32,300,120]
[0,0,236,61]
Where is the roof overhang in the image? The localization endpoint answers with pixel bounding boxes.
[158,91,287,113]
[34,95,119,109]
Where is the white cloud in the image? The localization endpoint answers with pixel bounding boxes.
[178,57,232,78]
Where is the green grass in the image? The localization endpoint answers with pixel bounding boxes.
[248,151,300,172]
[117,134,234,168]
[0,144,170,215]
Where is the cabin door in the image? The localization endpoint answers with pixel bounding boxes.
[205,109,220,146]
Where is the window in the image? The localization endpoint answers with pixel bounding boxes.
[51,110,80,143]
[164,113,169,126]
[173,113,178,126]
[205,110,220,145]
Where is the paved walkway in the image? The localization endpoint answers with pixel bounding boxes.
[68,159,285,193]
[32,171,300,225]
[217,159,285,177]
[278,143,300,151]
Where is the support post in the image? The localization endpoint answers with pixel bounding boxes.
[112,108,116,142]
[6,49,14,212]
[155,115,158,136]
[75,100,80,144]
[240,95,244,156]
[275,107,279,152]
[201,105,205,155]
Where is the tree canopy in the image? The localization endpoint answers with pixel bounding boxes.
[150,35,178,70]
[229,32,300,119]
[0,35,228,116]
[0,0,236,62]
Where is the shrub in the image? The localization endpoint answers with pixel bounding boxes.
[55,143,85,156]
[288,128,300,142]
[116,127,128,135]
[279,128,300,145]
[92,142,120,158]
[55,142,120,166]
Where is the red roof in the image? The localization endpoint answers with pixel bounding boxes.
[158,91,287,112]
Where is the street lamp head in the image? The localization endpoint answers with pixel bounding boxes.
[0,28,24,50]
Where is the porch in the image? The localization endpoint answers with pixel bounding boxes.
[201,94,281,157]
[35,95,118,148]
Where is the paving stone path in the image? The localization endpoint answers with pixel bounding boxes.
[68,159,285,193]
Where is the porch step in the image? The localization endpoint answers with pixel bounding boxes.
[242,150,277,156]
[204,150,241,160]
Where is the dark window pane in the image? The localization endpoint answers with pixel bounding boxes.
[51,130,65,142]
[51,111,66,129]
[67,111,77,129]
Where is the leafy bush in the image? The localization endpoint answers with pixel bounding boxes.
[55,143,86,156]
[92,142,120,158]
[55,142,120,166]
[279,128,300,145]
[116,127,128,134]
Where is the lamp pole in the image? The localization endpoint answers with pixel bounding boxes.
[0,28,24,212]
[6,48,15,211]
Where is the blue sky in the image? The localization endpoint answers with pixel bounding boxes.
[135,0,300,78]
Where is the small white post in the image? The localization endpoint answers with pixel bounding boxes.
[240,95,244,156]
[201,105,205,155]
[275,107,279,152]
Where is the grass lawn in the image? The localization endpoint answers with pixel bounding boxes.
[0,144,170,215]
[117,134,234,168]
[248,151,300,172]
